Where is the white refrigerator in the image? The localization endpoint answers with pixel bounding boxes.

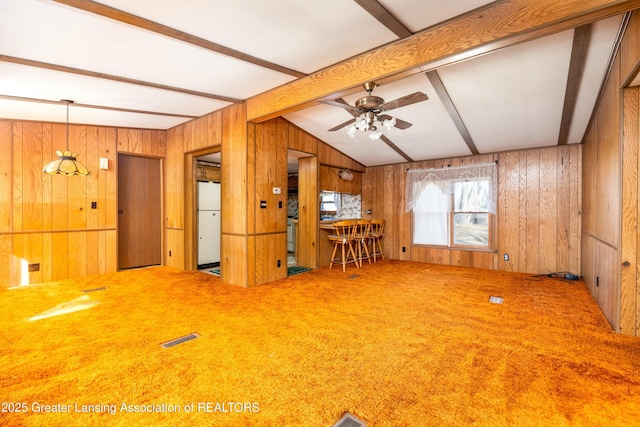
[197,181,221,267]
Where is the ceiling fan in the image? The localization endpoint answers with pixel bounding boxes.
[319,82,428,139]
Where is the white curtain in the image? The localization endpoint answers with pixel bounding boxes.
[413,184,450,245]
[406,162,497,213]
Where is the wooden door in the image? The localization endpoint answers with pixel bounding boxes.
[118,154,162,269]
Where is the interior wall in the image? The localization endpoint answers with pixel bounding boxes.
[0,119,166,288]
[581,51,622,332]
[164,111,363,287]
[362,145,581,274]
[582,10,640,336]
[319,165,362,194]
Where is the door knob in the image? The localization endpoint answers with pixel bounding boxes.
[118,209,123,214]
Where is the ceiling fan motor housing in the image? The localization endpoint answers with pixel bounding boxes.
[355,95,385,111]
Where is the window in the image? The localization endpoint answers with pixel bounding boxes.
[413,184,450,245]
[451,180,491,248]
[320,191,340,217]
[407,163,496,250]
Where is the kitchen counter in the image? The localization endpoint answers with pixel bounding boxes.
[319,218,361,229]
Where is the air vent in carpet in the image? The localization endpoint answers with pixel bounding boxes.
[160,333,200,349]
[348,275,359,280]
[333,412,367,427]
[82,286,108,293]
[489,296,504,304]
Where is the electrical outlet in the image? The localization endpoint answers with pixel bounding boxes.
[28,263,40,272]
[260,200,267,209]
[91,201,97,209]
[402,246,406,252]
[503,253,509,261]
[278,201,283,208]
[277,260,281,268]
[169,250,172,257]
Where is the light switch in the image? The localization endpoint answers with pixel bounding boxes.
[99,157,109,170]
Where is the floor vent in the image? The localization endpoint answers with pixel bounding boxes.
[160,333,200,349]
[489,295,504,304]
[348,274,360,280]
[82,286,108,293]
[333,412,366,427]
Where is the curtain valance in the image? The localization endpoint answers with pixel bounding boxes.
[405,162,497,213]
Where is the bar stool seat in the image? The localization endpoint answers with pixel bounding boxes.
[328,220,360,272]
[370,219,385,262]
[355,219,372,266]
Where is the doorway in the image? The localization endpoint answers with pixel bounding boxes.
[287,150,313,268]
[117,154,162,269]
[195,151,222,273]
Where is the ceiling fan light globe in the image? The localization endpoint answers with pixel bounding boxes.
[347,124,357,138]
[369,130,383,140]
[384,116,397,130]
[355,114,369,130]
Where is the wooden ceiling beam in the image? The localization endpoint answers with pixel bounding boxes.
[380,135,414,162]
[52,0,306,79]
[353,0,412,38]
[558,25,592,145]
[0,55,239,103]
[247,0,640,122]
[426,71,479,155]
[0,94,199,119]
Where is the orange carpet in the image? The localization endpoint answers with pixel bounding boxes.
[1,260,639,426]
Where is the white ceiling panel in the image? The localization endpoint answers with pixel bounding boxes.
[0,99,190,129]
[0,0,629,165]
[378,0,496,33]
[96,0,398,74]
[567,15,624,144]
[0,0,294,99]
[0,62,231,120]
[437,30,574,154]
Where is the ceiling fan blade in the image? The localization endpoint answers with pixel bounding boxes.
[379,92,428,111]
[328,118,356,132]
[318,98,361,115]
[377,115,413,130]
[392,117,413,130]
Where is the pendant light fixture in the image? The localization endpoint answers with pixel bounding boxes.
[42,100,90,176]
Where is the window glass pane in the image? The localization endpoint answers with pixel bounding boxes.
[453,213,489,246]
[320,191,338,212]
[454,180,490,212]
[413,184,450,245]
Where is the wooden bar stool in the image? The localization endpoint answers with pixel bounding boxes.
[355,219,372,266]
[329,220,360,272]
[370,219,385,262]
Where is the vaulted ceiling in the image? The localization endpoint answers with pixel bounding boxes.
[1,0,637,167]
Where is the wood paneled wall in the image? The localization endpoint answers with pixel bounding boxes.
[362,146,581,274]
[319,165,362,194]
[163,111,362,288]
[582,10,640,336]
[582,51,622,332]
[0,119,165,288]
[622,87,640,336]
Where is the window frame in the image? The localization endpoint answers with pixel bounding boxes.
[449,211,493,250]
[411,181,494,251]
